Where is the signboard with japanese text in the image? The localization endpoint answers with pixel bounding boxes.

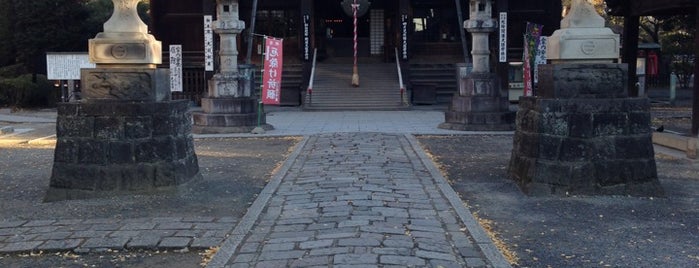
[499,12,507,63]
[204,15,214,71]
[401,14,409,60]
[169,45,183,92]
[303,14,311,61]
[46,53,95,80]
[534,36,547,84]
[262,37,283,105]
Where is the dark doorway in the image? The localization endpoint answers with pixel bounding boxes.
[315,1,393,61]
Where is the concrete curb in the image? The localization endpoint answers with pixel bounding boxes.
[652,132,698,159]
[0,114,55,123]
[205,136,310,268]
[404,134,513,268]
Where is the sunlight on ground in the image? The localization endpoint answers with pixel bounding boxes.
[199,247,219,267]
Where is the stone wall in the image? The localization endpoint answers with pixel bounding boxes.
[509,96,663,196]
[47,100,200,200]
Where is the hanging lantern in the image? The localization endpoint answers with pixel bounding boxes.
[341,0,371,17]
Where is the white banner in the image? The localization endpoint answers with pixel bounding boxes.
[204,15,214,71]
[499,12,508,63]
[169,45,183,92]
[534,36,548,84]
[46,53,95,80]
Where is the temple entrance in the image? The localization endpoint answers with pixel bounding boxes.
[314,1,395,62]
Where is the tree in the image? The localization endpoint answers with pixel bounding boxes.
[10,0,92,74]
[0,0,152,73]
[0,0,16,67]
[659,14,696,88]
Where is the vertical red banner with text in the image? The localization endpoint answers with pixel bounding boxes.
[522,35,533,97]
[262,37,283,105]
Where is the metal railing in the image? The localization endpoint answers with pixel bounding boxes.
[305,48,318,106]
[395,47,407,106]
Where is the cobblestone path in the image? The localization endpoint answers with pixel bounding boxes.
[209,133,507,268]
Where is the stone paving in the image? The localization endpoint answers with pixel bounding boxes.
[206,133,509,268]
[0,217,237,253]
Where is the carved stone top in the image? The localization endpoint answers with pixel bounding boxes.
[464,0,497,32]
[88,0,162,67]
[546,0,620,63]
[103,0,148,33]
[561,0,605,29]
[214,0,246,33]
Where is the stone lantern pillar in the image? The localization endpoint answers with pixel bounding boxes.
[46,0,200,201]
[192,0,272,133]
[508,0,663,196]
[439,0,514,131]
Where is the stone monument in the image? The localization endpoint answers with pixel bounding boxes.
[192,0,271,134]
[508,0,663,196]
[439,0,514,131]
[46,0,200,201]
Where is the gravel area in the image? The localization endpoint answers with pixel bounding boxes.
[0,137,300,267]
[418,135,699,268]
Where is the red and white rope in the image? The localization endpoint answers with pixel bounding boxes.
[353,0,358,67]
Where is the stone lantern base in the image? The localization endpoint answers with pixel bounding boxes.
[439,73,515,131]
[508,63,664,197]
[45,68,201,201]
[191,67,273,134]
[46,100,201,201]
[192,97,272,134]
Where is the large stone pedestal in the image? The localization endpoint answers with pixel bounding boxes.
[46,100,200,201]
[439,73,515,131]
[508,64,663,196]
[46,0,200,201]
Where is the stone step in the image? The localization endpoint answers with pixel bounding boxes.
[408,64,457,105]
[307,63,403,110]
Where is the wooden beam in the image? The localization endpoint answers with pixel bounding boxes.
[623,15,640,97]
[629,0,698,16]
[692,6,699,135]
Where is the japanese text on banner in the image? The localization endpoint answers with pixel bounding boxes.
[204,15,214,71]
[262,37,283,105]
[169,45,183,92]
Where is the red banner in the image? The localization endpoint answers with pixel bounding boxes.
[522,35,533,97]
[262,37,283,105]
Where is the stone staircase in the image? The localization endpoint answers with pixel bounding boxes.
[305,63,407,110]
[409,63,457,104]
[254,64,304,106]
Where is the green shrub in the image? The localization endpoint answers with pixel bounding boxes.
[0,74,56,108]
[0,64,27,78]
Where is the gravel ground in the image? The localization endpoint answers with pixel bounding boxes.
[417,135,699,268]
[0,137,300,267]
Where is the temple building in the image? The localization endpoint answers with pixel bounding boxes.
[149,0,562,109]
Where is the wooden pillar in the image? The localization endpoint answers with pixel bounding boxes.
[692,7,699,135]
[300,0,314,62]
[300,0,314,91]
[203,0,215,14]
[623,15,640,97]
